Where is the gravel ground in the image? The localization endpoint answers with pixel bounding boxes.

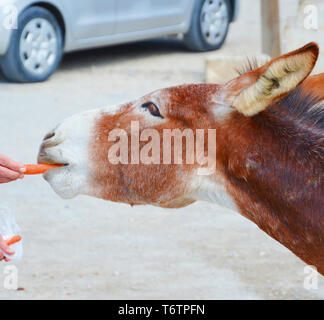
[0,0,323,299]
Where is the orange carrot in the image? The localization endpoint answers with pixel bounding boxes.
[6,235,22,246]
[24,164,65,175]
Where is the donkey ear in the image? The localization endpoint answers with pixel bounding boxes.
[223,42,319,116]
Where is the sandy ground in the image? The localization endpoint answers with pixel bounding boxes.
[0,0,323,299]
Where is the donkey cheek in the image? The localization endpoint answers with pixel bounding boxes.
[43,170,78,199]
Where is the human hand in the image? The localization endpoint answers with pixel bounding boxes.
[0,154,25,183]
[0,235,14,262]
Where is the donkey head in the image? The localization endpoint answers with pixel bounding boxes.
[38,43,319,209]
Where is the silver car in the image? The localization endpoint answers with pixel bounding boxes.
[0,0,239,83]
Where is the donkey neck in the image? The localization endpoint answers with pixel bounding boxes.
[214,112,324,274]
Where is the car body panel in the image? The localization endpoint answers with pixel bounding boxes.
[0,0,238,55]
[231,0,240,22]
[67,0,195,52]
[68,1,117,41]
[115,0,192,34]
[0,2,12,54]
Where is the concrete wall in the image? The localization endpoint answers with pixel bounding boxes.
[205,54,270,84]
[282,0,324,74]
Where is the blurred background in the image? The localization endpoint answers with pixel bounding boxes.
[0,0,323,299]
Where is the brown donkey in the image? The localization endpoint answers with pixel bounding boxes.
[38,42,324,275]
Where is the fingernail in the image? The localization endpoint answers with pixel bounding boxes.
[20,168,26,173]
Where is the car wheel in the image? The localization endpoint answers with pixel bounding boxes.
[1,6,63,83]
[184,0,232,52]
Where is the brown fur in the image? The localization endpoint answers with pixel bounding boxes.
[216,85,324,274]
[90,43,324,274]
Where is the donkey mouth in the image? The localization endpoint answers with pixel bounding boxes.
[37,148,77,199]
[37,148,70,167]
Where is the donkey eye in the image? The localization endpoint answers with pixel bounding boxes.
[141,102,163,118]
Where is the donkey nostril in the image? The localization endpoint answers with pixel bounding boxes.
[43,132,55,141]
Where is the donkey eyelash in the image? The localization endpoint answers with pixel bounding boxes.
[141,102,164,118]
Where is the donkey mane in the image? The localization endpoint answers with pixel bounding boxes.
[257,87,324,158]
[277,88,324,130]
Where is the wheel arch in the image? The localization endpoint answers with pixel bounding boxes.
[23,1,66,44]
[228,0,239,22]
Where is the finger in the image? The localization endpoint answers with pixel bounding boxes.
[0,178,12,184]
[0,236,15,256]
[0,154,24,173]
[1,246,14,256]
[0,175,24,183]
[0,174,24,182]
[0,253,9,262]
[0,244,14,255]
[0,166,20,181]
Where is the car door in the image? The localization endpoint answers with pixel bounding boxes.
[70,0,117,40]
[115,0,189,34]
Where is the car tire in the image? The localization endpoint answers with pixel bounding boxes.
[184,0,232,52]
[1,6,63,83]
